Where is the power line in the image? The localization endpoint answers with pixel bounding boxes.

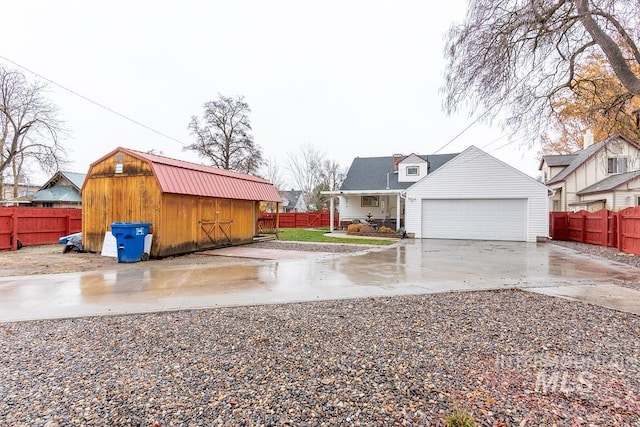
[480,133,509,150]
[0,55,186,146]
[433,112,489,154]
[487,135,527,154]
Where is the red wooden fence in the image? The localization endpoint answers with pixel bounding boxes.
[258,212,339,230]
[0,207,82,251]
[618,207,640,255]
[549,207,640,255]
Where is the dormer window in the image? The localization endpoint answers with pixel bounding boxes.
[608,157,627,174]
[406,166,419,176]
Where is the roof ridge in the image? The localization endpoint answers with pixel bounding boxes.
[126,148,270,183]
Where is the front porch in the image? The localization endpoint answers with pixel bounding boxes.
[324,190,404,232]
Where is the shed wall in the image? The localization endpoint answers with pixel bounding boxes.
[82,152,259,257]
[82,155,160,254]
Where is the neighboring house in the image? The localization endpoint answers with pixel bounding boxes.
[278,190,307,212]
[1,181,40,204]
[540,132,640,212]
[31,171,86,208]
[326,146,550,242]
[82,147,281,258]
[324,152,459,231]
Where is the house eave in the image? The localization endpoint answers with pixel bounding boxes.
[322,189,404,196]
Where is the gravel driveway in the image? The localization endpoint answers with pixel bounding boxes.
[1,239,639,425]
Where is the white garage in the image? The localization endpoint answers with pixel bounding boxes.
[421,198,527,241]
[404,146,550,243]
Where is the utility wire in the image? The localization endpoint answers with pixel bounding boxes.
[480,133,509,150]
[0,55,186,146]
[433,112,489,154]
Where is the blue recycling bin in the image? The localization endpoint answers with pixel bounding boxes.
[111,222,151,263]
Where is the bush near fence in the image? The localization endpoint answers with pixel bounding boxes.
[549,206,640,255]
[0,207,82,251]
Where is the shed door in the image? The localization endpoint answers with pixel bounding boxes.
[199,199,233,247]
[421,199,527,242]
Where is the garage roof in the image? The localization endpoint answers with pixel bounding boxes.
[91,148,282,202]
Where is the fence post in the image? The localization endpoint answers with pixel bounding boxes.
[11,208,17,250]
[617,211,623,252]
[580,212,586,243]
[600,209,608,247]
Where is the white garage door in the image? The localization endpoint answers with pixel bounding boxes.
[421,199,527,241]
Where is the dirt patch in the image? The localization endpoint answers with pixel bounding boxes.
[0,241,371,277]
[0,244,256,277]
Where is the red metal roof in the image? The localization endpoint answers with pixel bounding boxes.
[107,148,282,202]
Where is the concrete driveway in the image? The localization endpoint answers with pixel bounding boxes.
[1,239,640,322]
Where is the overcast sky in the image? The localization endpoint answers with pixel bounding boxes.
[3,1,540,186]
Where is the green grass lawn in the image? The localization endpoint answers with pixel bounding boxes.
[275,228,395,246]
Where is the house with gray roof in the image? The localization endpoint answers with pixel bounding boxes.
[31,171,86,208]
[278,190,307,212]
[325,146,550,242]
[540,132,640,211]
[323,152,459,230]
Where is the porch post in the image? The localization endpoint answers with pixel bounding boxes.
[396,193,401,230]
[329,196,335,232]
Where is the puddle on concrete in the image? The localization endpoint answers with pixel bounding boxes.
[2,239,640,322]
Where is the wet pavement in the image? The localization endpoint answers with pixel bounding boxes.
[1,239,640,322]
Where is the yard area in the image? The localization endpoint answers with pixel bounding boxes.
[1,289,638,425]
[0,239,638,425]
[0,229,391,277]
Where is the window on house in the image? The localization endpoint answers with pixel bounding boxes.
[552,200,560,211]
[637,196,640,206]
[406,166,419,176]
[361,196,379,207]
[608,157,628,174]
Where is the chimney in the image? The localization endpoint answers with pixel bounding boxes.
[583,129,594,148]
[393,153,403,172]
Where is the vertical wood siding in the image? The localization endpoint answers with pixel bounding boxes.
[83,151,258,257]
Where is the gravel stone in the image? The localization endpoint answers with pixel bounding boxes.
[1,290,638,426]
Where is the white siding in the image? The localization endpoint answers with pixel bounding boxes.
[405,146,549,242]
[398,154,428,183]
[561,136,640,207]
[339,194,401,222]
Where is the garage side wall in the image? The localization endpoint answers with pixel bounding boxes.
[405,147,549,242]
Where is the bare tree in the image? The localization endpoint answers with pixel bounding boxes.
[443,0,640,145]
[186,94,263,175]
[0,65,67,196]
[258,156,287,190]
[286,145,345,210]
[319,159,346,192]
[286,144,324,210]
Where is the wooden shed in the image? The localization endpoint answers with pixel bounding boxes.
[81,147,281,257]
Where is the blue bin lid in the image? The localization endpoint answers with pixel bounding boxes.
[111,222,152,228]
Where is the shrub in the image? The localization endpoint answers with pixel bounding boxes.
[360,225,376,233]
[444,408,476,427]
[347,223,363,233]
[378,226,395,233]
